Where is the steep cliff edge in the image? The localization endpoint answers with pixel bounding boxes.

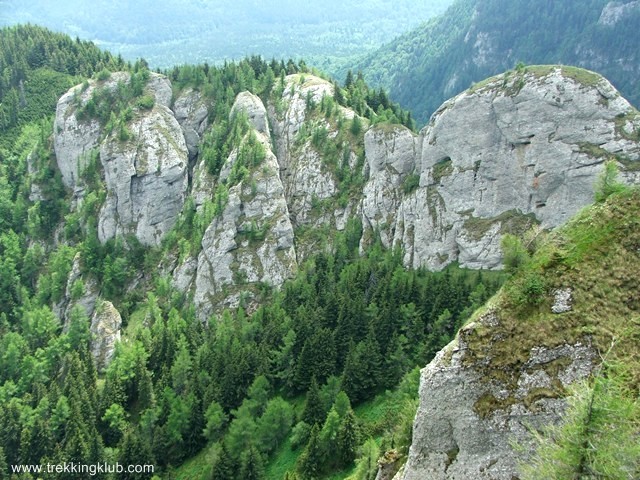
[54,70,188,247]
[398,188,640,479]
[366,65,640,270]
[193,92,298,319]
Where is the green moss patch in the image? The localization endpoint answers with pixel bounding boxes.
[463,209,539,241]
[464,189,640,418]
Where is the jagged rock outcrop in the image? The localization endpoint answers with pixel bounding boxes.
[400,322,595,480]
[399,187,640,479]
[55,252,100,325]
[599,0,640,26]
[54,72,189,246]
[361,125,418,249]
[90,300,122,371]
[268,75,358,231]
[172,87,209,160]
[53,66,640,318]
[193,93,297,320]
[54,72,129,189]
[363,66,640,270]
[233,91,270,137]
[97,100,188,246]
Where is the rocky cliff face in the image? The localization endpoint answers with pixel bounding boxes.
[55,71,188,247]
[53,66,640,323]
[398,187,640,479]
[399,312,595,480]
[365,66,640,270]
[192,92,298,319]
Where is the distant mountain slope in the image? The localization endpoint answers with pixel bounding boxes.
[357,0,640,124]
[0,0,453,68]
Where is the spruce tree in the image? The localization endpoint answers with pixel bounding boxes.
[336,410,360,467]
[302,378,326,426]
[239,445,265,480]
[210,443,236,480]
[297,425,323,480]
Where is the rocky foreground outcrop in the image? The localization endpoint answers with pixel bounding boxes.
[399,311,595,480]
[397,187,640,479]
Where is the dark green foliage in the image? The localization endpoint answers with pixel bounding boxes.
[239,445,266,480]
[402,173,420,194]
[118,429,155,480]
[0,25,125,145]
[296,425,323,480]
[210,443,237,480]
[302,378,326,427]
[336,410,360,467]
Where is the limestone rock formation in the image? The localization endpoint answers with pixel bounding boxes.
[54,72,189,247]
[54,72,129,189]
[90,300,122,371]
[97,101,188,246]
[232,91,270,137]
[193,93,297,320]
[361,124,418,249]
[363,66,640,270]
[172,87,209,160]
[53,66,640,318]
[269,75,343,228]
[400,309,595,480]
[55,252,100,325]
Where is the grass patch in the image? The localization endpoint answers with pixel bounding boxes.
[462,188,640,418]
[402,173,420,195]
[170,443,215,480]
[463,209,539,241]
[613,111,640,141]
[265,437,301,480]
[432,157,453,183]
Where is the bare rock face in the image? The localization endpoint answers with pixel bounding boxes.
[172,87,209,160]
[54,72,130,189]
[55,252,100,325]
[267,74,364,260]
[98,102,188,246]
[90,300,122,371]
[361,124,418,249]
[232,91,270,137]
[193,93,297,321]
[400,309,596,480]
[599,0,640,26]
[54,72,189,247]
[268,75,342,228]
[145,72,173,108]
[364,66,640,270]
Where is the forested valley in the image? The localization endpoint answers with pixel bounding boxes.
[0,25,503,479]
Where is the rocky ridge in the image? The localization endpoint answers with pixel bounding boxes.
[365,65,640,269]
[52,66,640,328]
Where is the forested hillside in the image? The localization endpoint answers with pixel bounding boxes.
[1,19,639,480]
[356,0,640,123]
[0,25,501,479]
